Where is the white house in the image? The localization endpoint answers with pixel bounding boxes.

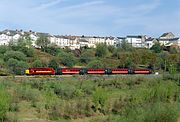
[12,33,21,41]
[145,38,158,48]
[160,32,175,39]
[105,37,115,46]
[158,32,177,46]
[115,37,126,47]
[126,35,147,48]
[0,33,12,45]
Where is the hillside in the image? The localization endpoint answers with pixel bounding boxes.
[0,75,180,122]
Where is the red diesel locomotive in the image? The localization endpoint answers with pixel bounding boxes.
[25,68,152,75]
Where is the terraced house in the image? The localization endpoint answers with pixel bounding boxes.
[0,29,180,50]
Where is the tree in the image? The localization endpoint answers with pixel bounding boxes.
[0,45,10,54]
[7,58,19,74]
[80,50,95,64]
[19,47,34,57]
[59,52,77,67]
[17,35,32,48]
[4,51,26,62]
[87,60,104,68]
[120,39,133,51]
[15,61,29,75]
[45,46,62,56]
[95,43,108,57]
[48,59,59,71]
[36,35,50,52]
[7,58,29,75]
[150,42,163,53]
[32,60,43,67]
[108,45,115,53]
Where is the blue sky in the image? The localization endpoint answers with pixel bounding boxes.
[0,0,180,37]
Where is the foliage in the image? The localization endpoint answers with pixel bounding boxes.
[92,88,108,112]
[169,47,177,54]
[45,46,62,56]
[0,76,179,121]
[36,35,50,52]
[18,47,34,57]
[108,45,116,53]
[48,59,59,71]
[95,43,108,57]
[87,60,104,68]
[0,45,10,54]
[150,42,163,53]
[0,86,10,121]
[4,51,26,62]
[143,103,178,122]
[31,59,43,68]
[15,61,29,75]
[58,52,77,67]
[120,39,133,51]
[80,49,95,64]
[7,58,29,75]
[17,35,32,48]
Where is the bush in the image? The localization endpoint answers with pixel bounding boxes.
[150,42,163,53]
[19,47,34,57]
[87,60,104,68]
[49,99,94,120]
[143,103,178,122]
[31,59,43,68]
[48,59,59,71]
[53,84,76,99]
[80,50,95,64]
[59,52,77,67]
[108,45,116,53]
[92,88,108,113]
[4,51,26,61]
[45,46,62,56]
[16,85,42,102]
[0,45,10,54]
[95,43,108,57]
[7,59,29,75]
[0,86,11,121]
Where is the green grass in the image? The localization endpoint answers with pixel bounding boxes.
[0,76,180,122]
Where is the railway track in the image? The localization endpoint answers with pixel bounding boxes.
[0,74,161,79]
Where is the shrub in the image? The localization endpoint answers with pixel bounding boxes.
[95,43,108,57]
[48,59,59,71]
[58,52,77,67]
[15,61,29,75]
[16,86,41,102]
[53,84,75,99]
[49,99,94,120]
[80,50,95,64]
[19,47,34,57]
[5,112,19,122]
[87,60,104,68]
[150,42,163,53]
[0,86,11,121]
[92,88,108,113]
[143,103,178,122]
[31,59,43,67]
[0,45,10,54]
[7,59,29,75]
[45,46,62,56]
[108,45,116,53]
[4,51,26,61]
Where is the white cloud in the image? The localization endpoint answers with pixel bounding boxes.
[0,0,180,37]
[34,0,67,10]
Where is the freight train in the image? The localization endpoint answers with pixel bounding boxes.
[25,68,152,75]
